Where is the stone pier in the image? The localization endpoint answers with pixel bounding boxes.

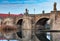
[22,15,32,41]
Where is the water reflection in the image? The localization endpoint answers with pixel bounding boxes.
[47,32,50,40]
[0,40,19,41]
[45,19,51,40]
[0,40,7,41]
[9,40,19,41]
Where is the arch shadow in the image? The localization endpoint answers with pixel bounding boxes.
[16,19,23,39]
[35,18,50,41]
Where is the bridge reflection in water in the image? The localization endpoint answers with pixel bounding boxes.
[35,18,50,41]
[0,18,60,41]
[0,18,51,41]
[0,40,19,41]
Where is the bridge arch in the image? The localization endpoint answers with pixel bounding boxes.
[35,18,50,41]
[35,15,50,23]
[16,19,23,39]
[3,17,14,25]
[15,17,23,24]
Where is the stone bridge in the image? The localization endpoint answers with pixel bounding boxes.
[0,2,60,41]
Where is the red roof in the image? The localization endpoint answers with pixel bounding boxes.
[0,13,23,18]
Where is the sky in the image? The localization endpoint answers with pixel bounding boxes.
[0,0,60,14]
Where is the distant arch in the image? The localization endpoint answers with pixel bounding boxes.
[3,17,14,25]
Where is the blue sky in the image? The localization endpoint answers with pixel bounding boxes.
[0,0,60,14]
